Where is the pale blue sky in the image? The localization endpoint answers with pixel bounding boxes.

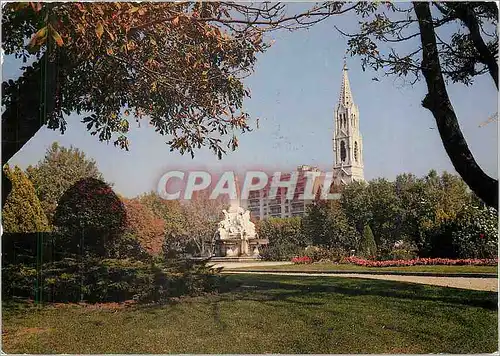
[4,6,498,198]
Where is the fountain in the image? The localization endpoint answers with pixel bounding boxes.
[213,176,268,259]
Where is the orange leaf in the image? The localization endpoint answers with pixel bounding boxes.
[50,27,64,46]
[95,22,104,40]
[172,17,179,26]
[106,30,115,41]
[29,26,47,47]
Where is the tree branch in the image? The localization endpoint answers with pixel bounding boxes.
[413,1,498,209]
[451,3,498,89]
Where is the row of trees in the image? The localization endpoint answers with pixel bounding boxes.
[3,142,497,262]
[2,143,230,303]
[259,170,498,261]
[2,142,228,259]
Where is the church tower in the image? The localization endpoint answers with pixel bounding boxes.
[332,58,364,186]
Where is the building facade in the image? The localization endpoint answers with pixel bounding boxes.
[244,165,323,220]
[332,59,365,186]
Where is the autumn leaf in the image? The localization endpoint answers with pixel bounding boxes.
[128,6,139,13]
[29,26,47,47]
[95,22,104,40]
[30,2,42,12]
[172,16,179,26]
[106,30,115,41]
[50,26,64,46]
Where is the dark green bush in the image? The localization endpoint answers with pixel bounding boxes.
[425,206,498,259]
[2,257,223,304]
[303,246,348,263]
[259,243,304,261]
[258,217,306,261]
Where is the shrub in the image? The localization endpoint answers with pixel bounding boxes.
[359,225,377,258]
[380,241,419,261]
[303,246,348,263]
[425,205,498,259]
[259,243,304,261]
[107,232,152,261]
[2,165,50,233]
[2,257,224,303]
[449,206,497,259]
[389,248,418,261]
[258,217,306,261]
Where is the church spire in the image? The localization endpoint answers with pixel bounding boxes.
[339,56,354,107]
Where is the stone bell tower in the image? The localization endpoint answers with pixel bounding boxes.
[332,58,365,186]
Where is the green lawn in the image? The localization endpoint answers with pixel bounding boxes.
[2,274,497,354]
[229,263,499,275]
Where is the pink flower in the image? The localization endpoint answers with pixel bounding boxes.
[343,256,497,267]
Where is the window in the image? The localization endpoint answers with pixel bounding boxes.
[354,141,358,162]
[340,141,346,162]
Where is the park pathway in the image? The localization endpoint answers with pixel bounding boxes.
[222,270,498,292]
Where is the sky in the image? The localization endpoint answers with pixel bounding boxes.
[3,5,498,198]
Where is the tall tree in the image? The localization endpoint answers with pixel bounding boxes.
[359,224,377,258]
[302,200,357,251]
[26,142,103,224]
[1,2,357,208]
[179,191,227,256]
[2,165,50,233]
[338,2,498,208]
[137,191,185,239]
[122,198,166,256]
[340,181,372,234]
[366,178,401,251]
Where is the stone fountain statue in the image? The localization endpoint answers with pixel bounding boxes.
[214,175,268,258]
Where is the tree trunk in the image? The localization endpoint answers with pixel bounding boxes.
[2,52,60,208]
[413,2,498,209]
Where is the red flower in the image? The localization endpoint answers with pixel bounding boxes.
[479,234,485,239]
[343,256,497,267]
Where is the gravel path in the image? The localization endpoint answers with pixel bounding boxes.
[223,271,498,292]
[209,261,292,269]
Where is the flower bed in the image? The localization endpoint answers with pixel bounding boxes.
[291,256,312,264]
[344,256,498,267]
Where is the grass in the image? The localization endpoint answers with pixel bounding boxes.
[2,274,497,354]
[229,263,499,275]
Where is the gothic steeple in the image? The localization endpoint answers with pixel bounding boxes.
[338,57,354,107]
[332,57,364,185]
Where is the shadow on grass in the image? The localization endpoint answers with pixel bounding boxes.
[213,274,498,311]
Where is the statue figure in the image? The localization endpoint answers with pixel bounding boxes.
[214,203,263,257]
